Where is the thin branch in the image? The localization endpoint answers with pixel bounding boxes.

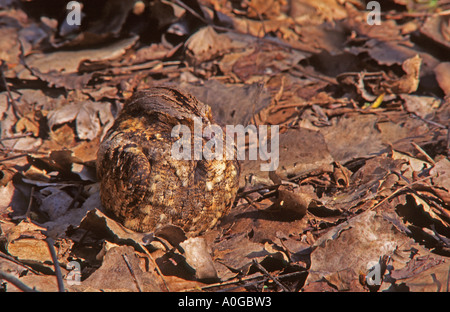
[0,132,33,141]
[0,60,22,118]
[170,0,316,54]
[0,251,40,275]
[384,9,450,19]
[25,186,35,220]
[369,176,434,211]
[411,142,435,165]
[45,237,65,292]
[139,243,171,292]
[446,265,450,292]
[0,153,28,163]
[122,254,142,292]
[0,270,37,292]
[0,147,47,155]
[182,270,308,292]
[237,184,280,198]
[182,273,266,292]
[410,112,447,130]
[252,260,290,292]
[173,0,209,25]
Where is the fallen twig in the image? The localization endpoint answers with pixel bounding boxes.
[369,176,434,211]
[411,142,435,165]
[0,132,34,141]
[45,236,65,292]
[384,9,450,19]
[0,60,22,118]
[237,184,279,198]
[139,243,171,292]
[252,260,290,292]
[181,270,308,292]
[0,251,40,275]
[0,270,37,292]
[122,254,142,292]
[25,186,35,221]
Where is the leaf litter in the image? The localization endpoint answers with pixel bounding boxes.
[0,0,449,292]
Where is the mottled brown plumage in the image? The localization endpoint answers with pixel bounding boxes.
[96,87,240,235]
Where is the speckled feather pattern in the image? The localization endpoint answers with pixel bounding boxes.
[96,87,240,235]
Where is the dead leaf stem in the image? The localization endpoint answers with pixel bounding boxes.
[411,142,435,165]
[25,186,35,221]
[0,270,36,292]
[0,251,40,275]
[182,270,308,292]
[0,61,22,118]
[369,176,434,211]
[122,254,142,292]
[252,259,290,292]
[45,236,65,292]
[139,243,171,292]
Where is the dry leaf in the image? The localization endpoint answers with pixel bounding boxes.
[180,237,218,281]
[0,0,448,293]
[47,101,113,141]
[4,221,51,264]
[37,186,74,221]
[434,62,450,96]
[306,210,418,291]
[72,245,162,292]
[17,36,138,80]
[272,184,313,217]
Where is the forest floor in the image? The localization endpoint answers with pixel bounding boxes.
[0,0,449,292]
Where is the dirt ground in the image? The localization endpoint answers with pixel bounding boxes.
[0,0,449,292]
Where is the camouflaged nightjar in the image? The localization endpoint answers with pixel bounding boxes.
[96,87,240,236]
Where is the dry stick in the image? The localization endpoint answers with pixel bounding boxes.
[122,254,142,292]
[252,260,290,292]
[0,270,36,292]
[45,237,65,292]
[448,129,450,159]
[237,184,280,198]
[173,0,208,24]
[384,9,450,19]
[0,132,33,141]
[139,243,171,292]
[0,153,28,163]
[0,251,40,275]
[410,112,450,158]
[0,60,22,118]
[25,186,35,220]
[242,194,260,210]
[182,273,265,292]
[238,172,331,203]
[291,64,338,85]
[218,272,303,292]
[268,99,350,115]
[430,224,450,248]
[369,176,434,211]
[411,142,435,165]
[410,112,447,130]
[172,0,316,54]
[0,147,47,155]
[447,266,450,293]
[183,270,308,292]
